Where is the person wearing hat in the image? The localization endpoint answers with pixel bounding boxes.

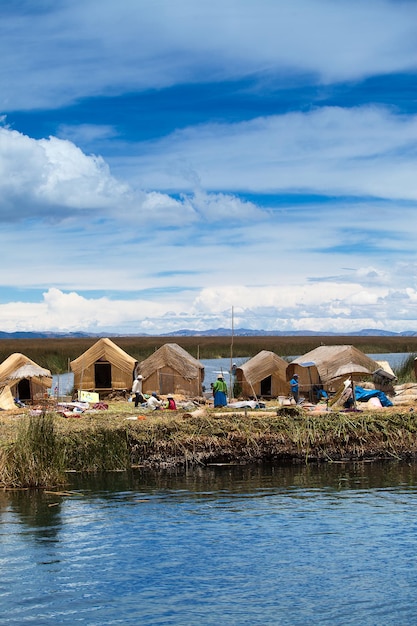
[166,395,177,410]
[146,392,163,410]
[132,374,144,407]
[290,373,299,404]
[212,374,228,407]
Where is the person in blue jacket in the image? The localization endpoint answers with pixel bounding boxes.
[290,374,299,404]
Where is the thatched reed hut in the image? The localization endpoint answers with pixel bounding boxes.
[136,343,204,396]
[373,360,396,392]
[286,344,394,401]
[0,353,52,409]
[70,338,136,394]
[235,350,289,399]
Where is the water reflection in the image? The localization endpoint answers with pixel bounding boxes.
[66,460,417,497]
[2,462,417,625]
[3,461,417,530]
[5,490,63,542]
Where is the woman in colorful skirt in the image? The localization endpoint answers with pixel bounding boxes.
[212,374,228,407]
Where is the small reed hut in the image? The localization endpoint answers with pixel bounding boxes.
[70,338,137,395]
[286,344,394,402]
[0,353,52,409]
[136,343,204,397]
[235,350,289,399]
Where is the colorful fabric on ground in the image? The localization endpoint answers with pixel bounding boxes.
[354,386,393,407]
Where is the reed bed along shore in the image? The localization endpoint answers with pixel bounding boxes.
[2,402,417,489]
[1,335,417,373]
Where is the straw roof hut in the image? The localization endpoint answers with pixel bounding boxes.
[373,360,397,391]
[286,344,393,400]
[0,353,52,408]
[136,343,204,396]
[235,351,289,399]
[70,338,137,394]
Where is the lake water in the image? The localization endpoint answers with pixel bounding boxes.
[2,462,417,625]
[52,353,413,396]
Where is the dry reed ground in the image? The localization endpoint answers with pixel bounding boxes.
[2,393,417,476]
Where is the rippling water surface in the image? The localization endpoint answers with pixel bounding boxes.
[2,463,417,625]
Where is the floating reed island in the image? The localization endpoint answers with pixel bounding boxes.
[2,402,417,489]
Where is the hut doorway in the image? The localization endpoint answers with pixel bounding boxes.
[17,379,31,401]
[260,375,272,397]
[95,362,112,388]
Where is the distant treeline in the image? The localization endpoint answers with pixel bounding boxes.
[1,335,417,374]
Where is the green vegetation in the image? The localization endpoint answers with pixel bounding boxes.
[62,421,130,472]
[393,353,417,384]
[1,335,417,374]
[126,409,417,467]
[0,413,66,488]
[2,407,417,488]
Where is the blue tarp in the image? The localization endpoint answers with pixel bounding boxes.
[354,386,393,407]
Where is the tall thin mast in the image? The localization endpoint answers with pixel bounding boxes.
[230,306,234,399]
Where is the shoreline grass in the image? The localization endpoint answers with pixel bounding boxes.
[2,405,417,488]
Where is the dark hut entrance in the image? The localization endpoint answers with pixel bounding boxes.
[95,361,112,388]
[260,375,272,398]
[17,379,31,401]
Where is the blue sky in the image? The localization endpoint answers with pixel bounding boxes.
[0,0,416,334]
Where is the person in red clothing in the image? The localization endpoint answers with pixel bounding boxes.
[167,396,177,410]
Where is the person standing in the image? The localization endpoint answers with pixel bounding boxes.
[290,374,299,404]
[213,374,228,407]
[132,375,144,407]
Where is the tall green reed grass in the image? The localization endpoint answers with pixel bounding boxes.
[0,413,66,488]
[0,414,131,488]
[62,426,130,472]
[393,353,417,384]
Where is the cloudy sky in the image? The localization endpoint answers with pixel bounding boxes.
[1,0,416,335]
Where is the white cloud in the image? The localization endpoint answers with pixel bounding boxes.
[128,106,417,199]
[0,119,415,338]
[0,281,416,334]
[0,127,130,219]
[192,283,389,315]
[0,288,180,333]
[57,124,119,145]
[0,126,264,228]
[0,1,416,110]
[182,190,263,222]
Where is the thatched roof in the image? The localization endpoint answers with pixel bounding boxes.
[0,353,52,387]
[286,345,384,385]
[7,364,51,380]
[137,343,204,381]
[374,360,396,380]
[237,350,287,384]
[70,338,136,374]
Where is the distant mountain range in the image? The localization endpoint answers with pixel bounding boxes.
[0,328,416,339]
[161,328,417,337]
[0,331,95,339]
